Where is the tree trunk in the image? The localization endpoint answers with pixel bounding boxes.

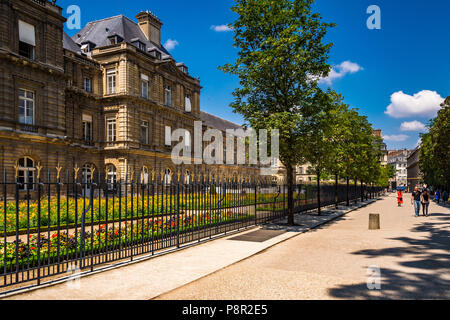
[361,181,364,202]
[354,179,358,204]
[317,171,321,216]
[346,177,350,206]
[335,174,339,209]
[287,164,295,226]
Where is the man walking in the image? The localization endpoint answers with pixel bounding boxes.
[442,190,448,205]
[411,187,421,217]
[435,190,441,204]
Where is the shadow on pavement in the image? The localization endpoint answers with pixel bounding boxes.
[328,211,450,299]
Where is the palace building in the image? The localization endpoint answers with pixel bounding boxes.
[0,0,261,196]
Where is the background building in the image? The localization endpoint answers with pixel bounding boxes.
[0,0,260,198]
[407,147,422,192]
[387,149,411,188]
[373,129,388,166]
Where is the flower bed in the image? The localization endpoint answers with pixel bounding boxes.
[0,193,283,234]
[0,211,252,272]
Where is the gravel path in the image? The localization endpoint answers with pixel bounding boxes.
[156,194,450,300]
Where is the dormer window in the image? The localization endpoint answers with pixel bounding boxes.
[81,41,95,54]
[132,39,146,51]
[178,64,188,74]
[149,49,161,60]
[108,35,123,45]
[18,20,35,59]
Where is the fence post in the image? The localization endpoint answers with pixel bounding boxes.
[15,173,19,283]
[254,180,257,225]
[176,182,180,249]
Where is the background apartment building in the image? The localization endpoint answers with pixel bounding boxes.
[387,149,411,188]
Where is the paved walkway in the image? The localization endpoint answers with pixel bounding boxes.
[156,194,450,300]
[2,198,377,299]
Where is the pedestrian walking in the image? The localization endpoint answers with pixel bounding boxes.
[421,190,430,217]
[435,190,441,204]
[443,190,449,205]
[397,190,403,207]
[411,187,421,217]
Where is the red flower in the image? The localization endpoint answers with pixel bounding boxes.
[52,234,57,239]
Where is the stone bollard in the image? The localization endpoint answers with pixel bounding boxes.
[369,214,380,230]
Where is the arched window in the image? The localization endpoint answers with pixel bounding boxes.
[18,157,35,191]
[164,169,172,186]
[107,164,117,190]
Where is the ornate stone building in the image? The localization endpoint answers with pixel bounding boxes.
[0,0,260,197]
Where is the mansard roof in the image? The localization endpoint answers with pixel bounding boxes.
[63,31,81,53]
[71,15,171,59]
[200,111,243,132]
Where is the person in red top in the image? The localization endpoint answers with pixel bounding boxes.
[397,190,404,207]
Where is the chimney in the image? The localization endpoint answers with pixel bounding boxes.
[136,11,163,47]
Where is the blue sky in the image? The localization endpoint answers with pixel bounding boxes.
[60,0,449,150]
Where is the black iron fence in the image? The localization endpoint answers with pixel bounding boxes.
[0,169,382,291]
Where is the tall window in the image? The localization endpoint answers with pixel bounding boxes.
[141,74,149,99]
[185,170,191,184]
[107,117,116,142]
[185,130,191,148]
[106,165,117,190]
[19,89,34,125]
[17,157,35,191]
[164,85,172,107]
[141,120,149,145]
[165,126,171,146]
[82,114,93,142]
[82,164,93,183]
[84,78,92,93]
[18,20,35,59]
[185,94,192,112]
[107,68,116,94]
[142,166,149,185]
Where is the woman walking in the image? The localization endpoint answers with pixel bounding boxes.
[421,190,430,217]
[397,189,404,207]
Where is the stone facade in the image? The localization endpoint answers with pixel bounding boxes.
[0,0,261,198]
[407,147,422,192]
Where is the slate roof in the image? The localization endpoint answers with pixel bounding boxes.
[63,31,81,53]
[71,15,171,59]
[200,111,243,132]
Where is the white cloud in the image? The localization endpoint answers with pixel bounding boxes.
[164,39,179,51]
[385,90,444,119]
[319,61,363,85]
[400,121,427,132]
[211,25,232,32]
[383,134,409,142]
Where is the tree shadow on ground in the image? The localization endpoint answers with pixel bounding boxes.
[328,212,450,300]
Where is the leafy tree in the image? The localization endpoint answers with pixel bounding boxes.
[420,99,449,189]
[221,0,335,224]
[302,89,343,214]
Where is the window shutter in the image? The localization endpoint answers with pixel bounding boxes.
[19,20,36,46]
